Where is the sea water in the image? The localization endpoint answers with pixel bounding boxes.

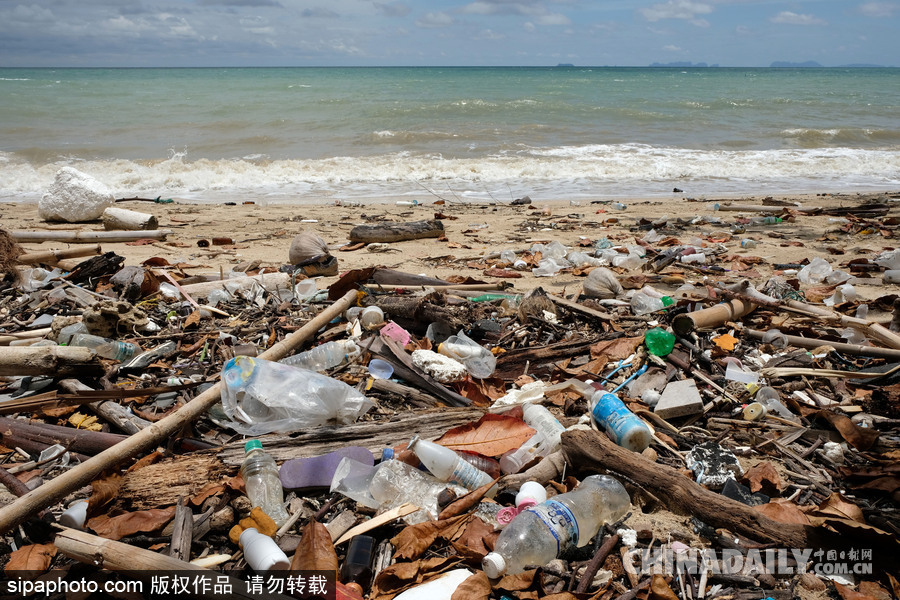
[1,66,898,204]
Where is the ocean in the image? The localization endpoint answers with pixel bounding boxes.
[1,66,898,205]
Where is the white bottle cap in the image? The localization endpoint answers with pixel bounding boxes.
[482,552,506,579]
[516,481,547,508]
[58,500,89,529]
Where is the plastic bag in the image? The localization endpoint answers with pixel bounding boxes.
[220,356,373,435]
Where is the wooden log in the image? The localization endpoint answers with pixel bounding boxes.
[0,416,127,456]
[560,429,840,550]
[493,337,601,380]
[0,289,360,536]
[0,346,102,377]
[114,454,230,511]
[102,207,159,231]
[16,245,101,265]
[59,378,151,435]
[372,295,469,331]
[54,528,294,600]
[744,329,900,360]
[349,220,444,244]
[9,229,172,243]
[371,268,450,287]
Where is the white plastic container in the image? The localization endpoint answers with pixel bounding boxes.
[482,475,630,578]
[497,481,548,525]
[407,436,493,491]
[279,340,359,371]
[239,527,290,572]
[884,270,900,284]
[58,500,89,529]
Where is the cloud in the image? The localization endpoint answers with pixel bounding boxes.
[416,11,454,27]
[199,0,282,6]
[770,11,827,25]
[663,44,682,52]
[859,2,898,17]
[374,2,412,17]
[640,0,713,23]
[536,13,571,25]
[300,7,340,18]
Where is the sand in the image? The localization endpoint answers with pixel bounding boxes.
[2,191,898,306]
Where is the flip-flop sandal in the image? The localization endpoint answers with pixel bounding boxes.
[279,446,374,491]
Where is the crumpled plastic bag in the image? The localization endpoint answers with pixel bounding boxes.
[583,267,624,299]
[288,231,331,265]
[219,356,373,435]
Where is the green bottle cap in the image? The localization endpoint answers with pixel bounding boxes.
[661,296,674,307]
[244,440,263,453]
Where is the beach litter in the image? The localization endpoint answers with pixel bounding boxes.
[0,192,898,599]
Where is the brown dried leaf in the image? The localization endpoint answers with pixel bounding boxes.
[439,479,500,520]
[450,572,492,600]
[435,413,536,457]
[369,556,462,600]
[741,462,784,495]
[810,493,866,523]
[834,581,879,600]
[815,410,879,450]
[127,450,164,473]
[290,519,338,574]
[88,507,177,540]
[752,499,810,525]
[88,473,123,517]
[650,575,680,600]
[450,515,498,557]
[391,514,469,561]
[4,543,57,573]
[189,482,226,506]
[590,336,643,361]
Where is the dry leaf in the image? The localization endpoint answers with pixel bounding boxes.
[450,571,492,600]
[434,413,536,457]
[590,336,643,361]
[650,574,680,600]
[834,581,879,600]
[742,462,784,495]
[811,493,865,523]
[88,507,177,540]
[190,482,226,506]
[439,479,500,520]
[450,516,498,557]
[127,450,164,473]
[291,519,338,574]
[88,473,123,517]
[4,543,57,573]
[753,499,811,525]
[391,514,469,561]
[815,411,879,450]
[369,556,462,600]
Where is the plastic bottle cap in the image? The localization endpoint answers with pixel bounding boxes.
[516,481,547,506]
[381,448,395,461]
[482,553,506,579]
[496,506,519,525]
[245,440,263,453]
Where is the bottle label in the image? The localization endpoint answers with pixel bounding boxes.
[525,500,579,553]
[450,460,488,490]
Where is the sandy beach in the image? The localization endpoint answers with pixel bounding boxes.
[3,191,898,308]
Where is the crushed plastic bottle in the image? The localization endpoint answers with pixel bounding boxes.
[499,404,566,474]
[279,340,360,371]
[748,216,782,225]
[220,356,374,435]
[240,440,290,527]
[437,331,496,379]
[797,257,832,285]
[630,288,674,316]
[482,475,630,578]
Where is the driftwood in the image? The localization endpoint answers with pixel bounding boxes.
[115,454,231,511]
[54,528,293,600]
[349,220,444,244]
[101,207,158,231]
[16,245,101,265]
[0,416,127,457]
[0,346,102,377]
[372,294,468,331]
[0,289,359,536]
[58,378,152,435]
[0,327,52,346]
[368,377,444,407]
[10,229,172,243]
[744,329,900,360]
[560,429,857,553]
[493,337,601,380]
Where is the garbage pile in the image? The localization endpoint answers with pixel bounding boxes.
[0,199,898,600]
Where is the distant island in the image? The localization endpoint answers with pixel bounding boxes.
[770,61,888,67]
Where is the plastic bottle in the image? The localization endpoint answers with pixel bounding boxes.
[407,436,494,491]
[279,340,359,371]
[612,202,627,210]
[749,216,782,225]
[58,500,89,529]
[590,390,652,452]
[499,404,566,474]
[68,333,138,362]
[630,291,673,316]
[220,356,373,435]
[740,239,757,249]
[240,440,290,527]
[644,327,675,357]
[239,527,290,572]
[382,446,500,478]
[482,475,630,578]
[437,331,496,379]
[340,535,375,590]
[754,386,799,423]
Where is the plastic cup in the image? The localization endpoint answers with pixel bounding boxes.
[360,307,384,330]
[368,359,394,380]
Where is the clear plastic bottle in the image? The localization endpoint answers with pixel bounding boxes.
[630,291,672,316]
[590,390,652,452]
[437,331,496,379]
[279,340,359,371]
[240,440,290,527]
[68,333,138,362]
[754,386,799,423]
[482,475,630,578]
[749,216,782,225]
[500,404,566,474]
[407,436,494,491]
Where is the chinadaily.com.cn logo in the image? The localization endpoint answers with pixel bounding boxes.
[624,547,873,577]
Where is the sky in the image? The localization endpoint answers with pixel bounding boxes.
[0,0,897,68]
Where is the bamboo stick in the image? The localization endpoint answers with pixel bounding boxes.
[16,245,102,265]
[672,298,756,335]
[0,289,360,536]
[744,329,900,360]
[9,230,172,243]
[0,328,52,346]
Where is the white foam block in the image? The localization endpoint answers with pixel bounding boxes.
[654,378,703,419]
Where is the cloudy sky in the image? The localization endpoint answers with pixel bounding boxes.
[1,0,896,67]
